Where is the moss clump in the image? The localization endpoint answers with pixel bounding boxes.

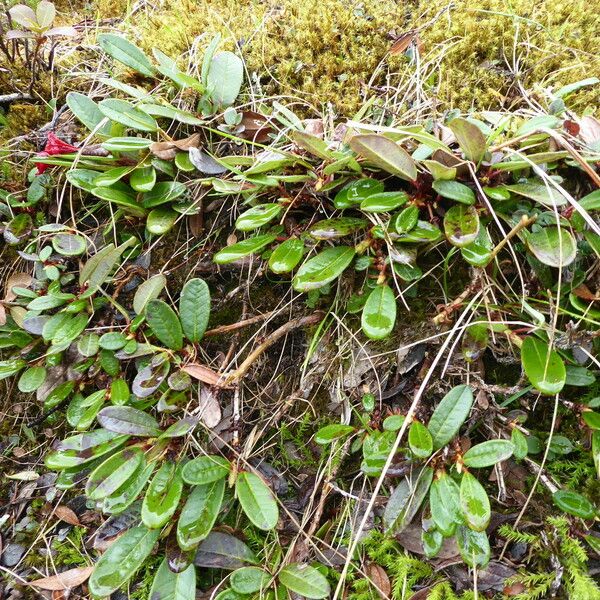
[418,0,600,112]
[107,0,599,115]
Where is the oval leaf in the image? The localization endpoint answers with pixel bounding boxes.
[146,299,183,351]
[279,563,330,599]
[463,440,514,468]
[427,385,474,449]
[349,134,417,181]
[361,284,396,340]
[179,278,211,343]
[292,247,355,292]
[235,471,278,531]
[521,336,566,396]
[88,525,160,597]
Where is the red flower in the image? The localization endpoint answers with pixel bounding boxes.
[35,132,78,175]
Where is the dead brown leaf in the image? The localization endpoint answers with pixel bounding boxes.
[198,386,222,428]
[365,563,391,598]
[239,111,273,143]
[150,133,201,159]
[182,364,229,387]
[54,505,80,526]
[4,272,33,302]
[389,31,416,55]
[573,284,599,302]
[29,566,94,590]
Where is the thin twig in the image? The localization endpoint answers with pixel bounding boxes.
[222,312,324,384]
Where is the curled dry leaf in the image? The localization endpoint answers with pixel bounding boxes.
[389,30,416,55]
[54,505,81,526]
[150,133,201,159]
[29,566,94,590]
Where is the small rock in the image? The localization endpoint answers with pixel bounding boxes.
[1,543,26,567]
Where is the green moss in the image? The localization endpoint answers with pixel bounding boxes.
[416,0,600,112]
[91,0,599,115]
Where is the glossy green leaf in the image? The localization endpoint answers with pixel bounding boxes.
[308,217,366,240]
[230,567,270,594]
[182,455,230,485]
[461,227,493,267]
[292,246,355,292]
[179,278,211,343]
[427,385,474,449]
[361,284,396,340]
[408,421,433,458]
[17,366,46,393]
[268,238,304,273]
[511,428,528,460]
[45,430,128,470]
[0,359,26,380]
[383,467,433,533]
[392,205,419,234]
[456,526,490,568]
[130,166,156,192]
[142,461,184,529]
[146,299,183,351]
[91,186,146,216]
[97,406,160,436]
[506,182,568,207]
[85,447,144,500]
[142,181,187,208]
[80,237,137,294]
[101,137,153,152]
[88,525,160,597]
[149,559,196,600]
[133,274,167,315]
[527,226,577,267]
[235,204,282,231]
[429,473,461,536]
[110,379,130,405]
[314,424,355,445]
[97,34,155,77]
[349,134,417,181]
[448,117,486,163]
[278,564,330,599]
[552,490,596,519]
[147,208,178,235]
[235,471,279,531]
[213,233,277,264]
[459,471,490,531]
[396,220,442,243]
[99,332,128,350]
[99,99,158,132]
[521,336,566,396]
[433,180,476,205]
[102,462,154,514]
[422,529,444,559]
[334,178,384,209]
[177,479,225,550]
[443,204,480,247]
[360,191,408,212]
[463,440,514,468]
